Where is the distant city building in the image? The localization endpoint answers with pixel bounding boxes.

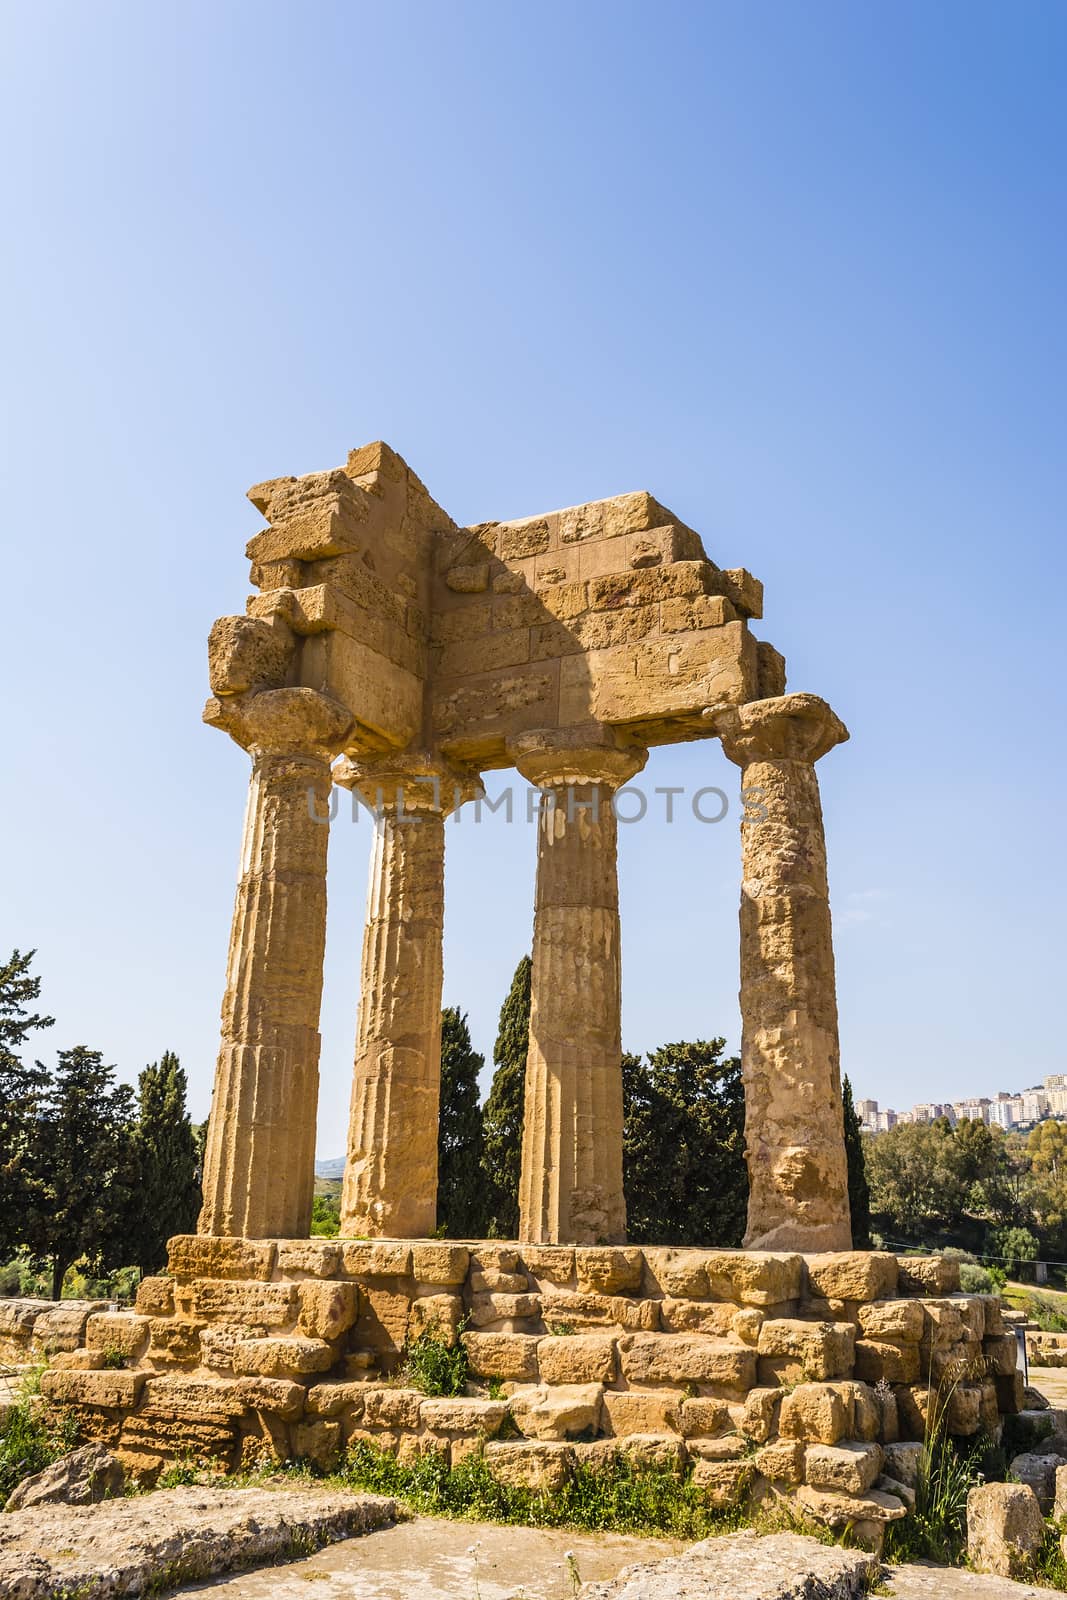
[856,1079,1067,1137]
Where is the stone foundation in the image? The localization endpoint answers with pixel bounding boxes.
[18,1240,1021,1534]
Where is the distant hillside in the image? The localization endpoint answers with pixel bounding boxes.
[315,1157,346,1180]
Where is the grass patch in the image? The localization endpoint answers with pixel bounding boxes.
[883,1375,986,1567]
[401,1325,470,1398]
[0,1376,79,1503]
[340,1437,755,1539]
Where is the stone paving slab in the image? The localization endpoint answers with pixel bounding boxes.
[578,1529,875,1598]
[883,1565,1047,1598]
[182,1517,681,1598]
[0,1484,396,1598]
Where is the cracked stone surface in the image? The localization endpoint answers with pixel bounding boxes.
[0,1484,395,1598]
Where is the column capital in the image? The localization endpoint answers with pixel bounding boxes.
[334,751,484,815]
[204,687,353,762]
[709,693,848,768]
[508,728,648,790]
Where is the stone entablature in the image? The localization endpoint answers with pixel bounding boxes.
[202,442,854,1253]
[31,1241,1021,1538]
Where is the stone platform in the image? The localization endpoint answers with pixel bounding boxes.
[19,1240,1022,1539]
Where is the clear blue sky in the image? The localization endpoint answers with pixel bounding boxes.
[2,2,1064,1155]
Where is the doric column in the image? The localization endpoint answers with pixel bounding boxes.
[711,692,852,1252]
[199,687,352,1239]
[511,732,647,1246]
[338,755,482,1239]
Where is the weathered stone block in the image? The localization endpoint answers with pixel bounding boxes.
[853,1339,921,1384]
[140,1375,246,1419]
[168,1237,276,1282]
[660,1300,739,1337]
[411,1243,470,1286]
[805,1441,883,1494]
[32,1303,106,1353]
[641,1249,711,1299]
[984,1332,1018,1376]
[741,1388,782,1444]
[857,1300,925,1343]
[602,1390,682,1437]
[574,1247,644,1294]
[896,1256,960,1296]
[679,1397,733,1439]
[420,1397,508,1435]
[619,1334,757,1391]
[796,1485,906,1527]
[462,1331,541,1381]
[756,1319,854,1380]
[361,1387,423,1430]
[297,1281,359,1341]
[340,1242,412,1279]
[1009,1451,1067,1512]
[510,1383,603,1441]
[147,1319,202,1363]
[779,1384,850,1445]
[967,1482,1044,1578]
[40,1369,147,1409]
[805,1253,898,1303]
[520,1247,575,1285]
[303,1382,367,1420]
[292,1419,343,1469]
[690,1459,753,1505]
[409,1293,465,1344]
[484,1440,574,1491]
[135,1278,174,1317]
[190,1281,296,1326]
[703,1253,803,1307]
[756,1438,805,1483]
[542,1292,659,1332]
[538,1334,616,1385]
[353,1284,412,1356]
[275,1241,342,1277]
[85,1313,150,1359]
[470,1269,529,1294]
[231,1338,335,1379]
[233,1378,306,1420]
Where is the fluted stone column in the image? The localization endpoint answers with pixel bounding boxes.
[511,733,647,1245]
[712,693,852,1252]
[338,756,482,1238]
[199,687,351,1239]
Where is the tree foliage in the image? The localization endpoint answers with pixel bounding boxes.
[480,956,531,1238]
[842,1075,871,1248]
[0,950,52,1260]
[22,1047,139,1299]
[127,1051,202,1273]
[623,1038,747,1247]
[437,1006,485,1236]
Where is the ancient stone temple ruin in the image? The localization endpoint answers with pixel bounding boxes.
[200,440,852,1255]
[24,443,1022,1534]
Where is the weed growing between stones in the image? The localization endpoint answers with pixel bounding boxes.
[339,1438,751,1539]
[0,1373,78,1502]
[401,1323,471,1398]
[883,1375,986,1566]
[99,1346,127,1370]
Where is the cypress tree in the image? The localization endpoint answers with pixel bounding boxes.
[437,1007,486,1236]
[24,1047,138,1299]
[623,1038,747,1246]
[130,1051,202,1273]
[842,1073,871,1247]
[0,950,52,1259]
[481,955,531,1238]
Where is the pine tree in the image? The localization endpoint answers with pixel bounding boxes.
[129,1051,203,1273]
[0,950,52,1259]
[623,1038,748,1246]
[437,1007,486,1236]
[480,955,531,1238]
[842,1074,871,1248]
[23,1047,139,1299]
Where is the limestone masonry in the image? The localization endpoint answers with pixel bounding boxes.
[9,1243,1024,1546]
[199,441,852,1251]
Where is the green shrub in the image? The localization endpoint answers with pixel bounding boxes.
[1026,1294,1067,1333]
[402,1325,470,1398]
[341,1438,749,1539]
[0,1390,79,1502]
[959,1262,995,1294]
